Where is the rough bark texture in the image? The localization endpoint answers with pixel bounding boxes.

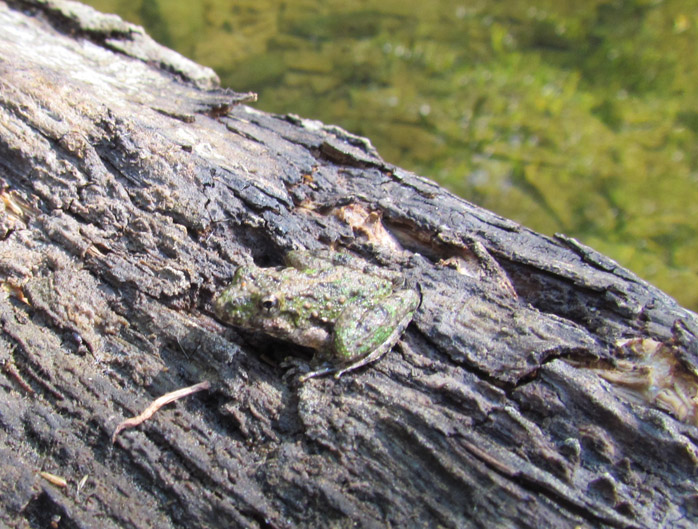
[1,2,697,528]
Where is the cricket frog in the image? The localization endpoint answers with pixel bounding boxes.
[213,250,419,381]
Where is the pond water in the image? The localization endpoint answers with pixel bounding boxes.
[85,0,698,311]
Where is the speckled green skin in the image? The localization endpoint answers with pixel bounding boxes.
[214,250,419,380]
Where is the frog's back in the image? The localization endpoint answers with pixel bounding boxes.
[276,265,394,323]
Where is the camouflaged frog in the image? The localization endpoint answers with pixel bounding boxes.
[213,250,419,381]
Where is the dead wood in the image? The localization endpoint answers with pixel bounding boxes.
[1,1,697,528]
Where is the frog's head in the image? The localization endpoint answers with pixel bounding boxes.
[214,266,271,326]
[214,265,330,350]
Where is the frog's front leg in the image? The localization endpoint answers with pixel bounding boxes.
[301,288,419,381]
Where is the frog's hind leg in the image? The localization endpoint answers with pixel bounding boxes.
[300,310,414,382]
[333,318,413,378]
[334,290,419,378]
[299,334,399,382]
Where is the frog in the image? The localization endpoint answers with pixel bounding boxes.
[213,250,420,381]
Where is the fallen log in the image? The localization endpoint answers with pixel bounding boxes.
[1,1,697,528]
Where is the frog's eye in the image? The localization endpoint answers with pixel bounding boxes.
[260,296,278,312]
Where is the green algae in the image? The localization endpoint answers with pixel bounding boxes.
[84,0,698,310]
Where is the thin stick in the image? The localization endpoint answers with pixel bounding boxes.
[111,380,211,443]
[40,471,68,488]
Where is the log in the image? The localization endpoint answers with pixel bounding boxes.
[1,1,697,528]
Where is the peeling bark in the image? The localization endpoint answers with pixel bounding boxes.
[1,2,697,528]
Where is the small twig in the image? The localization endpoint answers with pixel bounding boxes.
[111,380,211,443]
[40,471,68,488]
[76,474,89,499]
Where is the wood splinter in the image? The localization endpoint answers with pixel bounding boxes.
[112,381,211,444]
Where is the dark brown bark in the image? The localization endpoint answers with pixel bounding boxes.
[1,2,697,528]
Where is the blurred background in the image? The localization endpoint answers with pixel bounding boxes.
[83,0,698,311]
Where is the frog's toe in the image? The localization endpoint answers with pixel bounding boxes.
[298,365,339,382]
[280,356,310,380]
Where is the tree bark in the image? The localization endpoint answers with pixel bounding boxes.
[1,1,697,528]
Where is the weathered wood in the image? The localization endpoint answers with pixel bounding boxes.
[1,1,697,528]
